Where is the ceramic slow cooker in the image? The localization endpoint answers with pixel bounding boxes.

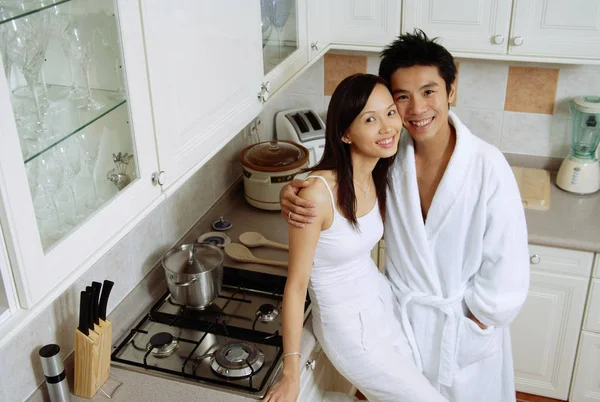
[240,140,309,210]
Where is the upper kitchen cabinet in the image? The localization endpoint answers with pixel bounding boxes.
[260,0,309,100]
[509,0,600,60]
[0,0,161,308]
[140,1,264,191]
[306,0,331,61]
[402,0,512,54]
[403,0,600,63]
[329,0,401,48]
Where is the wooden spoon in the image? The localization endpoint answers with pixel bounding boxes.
[224,243,288,268]
[239,231,289,251]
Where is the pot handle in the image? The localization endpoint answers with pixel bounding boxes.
[170,277,199,287]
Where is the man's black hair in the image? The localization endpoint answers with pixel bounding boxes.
[379,29,457,95]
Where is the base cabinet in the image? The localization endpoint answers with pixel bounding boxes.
[570,332,600,402]
[298,343,355,402]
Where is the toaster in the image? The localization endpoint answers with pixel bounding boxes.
[275,108,326,167]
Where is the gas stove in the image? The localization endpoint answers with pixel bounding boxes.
[111,267,310,398]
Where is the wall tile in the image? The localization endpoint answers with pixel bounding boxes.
[0,307,55,402]
[450,61,460,107]
[455,60,508,110]
[210,132,246,199]
[284,57,324,95]
[129,210,169,284]
[367,55,381,75]
[160,184,193,246]
[505,66,559,114]
[324,53,367,95]
[554,65,600,118]
[452,107,503,147]
[500,112,554,156]
[187,162,217,224]
[549,116,571,158]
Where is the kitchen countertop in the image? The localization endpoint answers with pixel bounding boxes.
[524,174,600,253]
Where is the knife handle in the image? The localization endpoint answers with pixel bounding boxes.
[91,282,102,325]
[78,291,90,336]
[98,280,114,321]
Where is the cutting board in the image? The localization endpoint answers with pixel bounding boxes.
[511,167,551,210]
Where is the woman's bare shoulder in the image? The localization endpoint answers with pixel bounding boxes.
[301,170,336,209]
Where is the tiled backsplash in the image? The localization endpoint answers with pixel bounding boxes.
[260,52,600,159]
[1,131,249,402]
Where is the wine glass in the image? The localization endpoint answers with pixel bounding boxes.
[268,0,292,60]
[57,138,85,224]
[5,12,53,141]
[38,148,72,241]
[78,130,105,209]
[63,21,103,111]
[94,10,126,100]
[260,0,273,49]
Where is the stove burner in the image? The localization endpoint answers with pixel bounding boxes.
[210,342,265,378]
[147,332,179,358]
[256,303,279,323]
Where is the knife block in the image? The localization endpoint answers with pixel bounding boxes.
[97,319,112,387]
[74,328,101,398]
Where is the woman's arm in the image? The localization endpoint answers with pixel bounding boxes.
[265,180,330,402]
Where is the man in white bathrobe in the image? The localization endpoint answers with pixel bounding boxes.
[281,30,529,401]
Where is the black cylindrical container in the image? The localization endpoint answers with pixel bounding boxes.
[39,344,71,402]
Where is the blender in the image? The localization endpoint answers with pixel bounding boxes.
[556,96,600,195]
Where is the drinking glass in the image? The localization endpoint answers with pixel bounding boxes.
[57,139,85,224]
[63,21,103,111]
[5,12,53,141]
[268,0,292,60]
[38,148,71,241]
[78,130,105,209]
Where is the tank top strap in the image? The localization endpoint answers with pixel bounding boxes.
[306,175,336,213]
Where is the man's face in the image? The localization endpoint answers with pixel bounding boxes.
[389,65,456,144]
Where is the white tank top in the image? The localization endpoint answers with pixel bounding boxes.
[307,175,384,312]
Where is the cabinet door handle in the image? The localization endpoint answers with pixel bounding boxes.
[492,34,504,45]
[261,81,271,93]
[305,359,316,370]
[512,36,524,46]
[530,254,540,264]
[151,171,166,186]
[311,41,319,51]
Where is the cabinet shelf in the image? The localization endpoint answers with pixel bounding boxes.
[20,85,126,164]
[0,0,73,26]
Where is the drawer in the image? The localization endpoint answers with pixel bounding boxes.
[584,279,600,333]
[528,244,594,277]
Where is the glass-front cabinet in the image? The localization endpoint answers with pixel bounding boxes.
[259,0,307,101]
[0,0,160,309]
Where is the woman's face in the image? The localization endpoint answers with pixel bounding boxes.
[343,83,402,159]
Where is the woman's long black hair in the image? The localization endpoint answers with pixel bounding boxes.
[310,73,397,228]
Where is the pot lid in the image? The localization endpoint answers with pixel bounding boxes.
[240,140,309,172]
[162,243,223,275]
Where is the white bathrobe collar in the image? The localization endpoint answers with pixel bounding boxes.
[396,111,474,241]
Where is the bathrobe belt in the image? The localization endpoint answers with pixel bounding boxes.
[394,285,467,387]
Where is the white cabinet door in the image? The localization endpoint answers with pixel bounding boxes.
[329,0,401,47]
[262,0,309,98]
[402,0,512,54]
[307,0,331,61]
[0,0,161,307]
[298,344,328,402]
[594,254,599,278]
[509,0,600,60]
[584,279,600,333]
[570,332,600,402]
[510,271,589,400]
[140,1,263,190]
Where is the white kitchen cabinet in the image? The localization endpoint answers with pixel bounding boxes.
[584,280,600,333]
[402,0,512,55]
[402,0,600,63]
[0,0,161,308]
[329,0,401,48]
[510,269,589,399]
[509,0,600,60]
[298,343,355,402]
[528,244,595,277]
[594,254,599,278]
[139,1,264,192]
[261,0,309,100]
[569,332,600,402]
[307,0,331,62]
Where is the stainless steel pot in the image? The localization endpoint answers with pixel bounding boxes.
[162,243,224,309]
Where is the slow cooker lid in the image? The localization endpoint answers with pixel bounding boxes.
[241,140,308,169]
